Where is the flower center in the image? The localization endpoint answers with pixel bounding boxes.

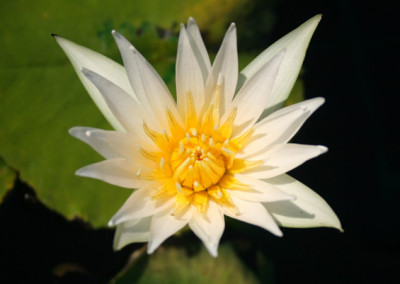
[141,91,260,214]
[170,133,225,189]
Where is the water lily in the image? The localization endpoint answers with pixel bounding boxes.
[55,15,341,257]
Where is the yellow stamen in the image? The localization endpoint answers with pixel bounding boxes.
[230,127,255,151]
[143,123,170,151]
[228,159,263,174]
[219,107,237,139]
[185,91,199,130]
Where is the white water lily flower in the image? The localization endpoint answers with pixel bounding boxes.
[55,15,341,257]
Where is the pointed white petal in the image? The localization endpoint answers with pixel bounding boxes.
[263,174,342,230]
[188,201,224,257]
[109,187,174,225]
[82,69,150,135]
[244,144,327,179]
[112,31,181,131]
[176,25,205,117]
[147,207,192,254]
[76,158,151,188]
[226,50,285,136]
[238,15,322,115]
[69,127,121,159]
[240,97,325,159]
[265,96,325,122]
[205,23,238,115]
[230,174,295,202]
[87,130,157,167]
[187,17,211,83]
[113,217,152,250]
[111,31,152,111]
[223,197,282,236]
[54,36,131,131]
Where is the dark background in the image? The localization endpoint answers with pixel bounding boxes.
[1,0,399,283]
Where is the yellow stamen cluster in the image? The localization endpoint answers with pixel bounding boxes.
[140,88,261,215]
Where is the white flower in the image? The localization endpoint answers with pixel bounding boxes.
[55,15,341,257]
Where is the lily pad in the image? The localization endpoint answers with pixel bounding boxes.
[114,242,260,284]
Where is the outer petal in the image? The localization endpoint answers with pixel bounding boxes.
[238,15,322,115]
[147,207,192,254]
[230,174,295,202]
[188,201,224,257]
[113,217,152,250]
[176,25,205,117]
[86,130,157,167]
[263,174,342,230]
[223,197,282,236]
[239,97,325,159]
[204,23,238,115]
[69,127,121,159]
[76,158,151,189]
[187,17,211,83]
[82,69,157,139]
[109,186,174,226]
[111,31,152,112]
[53,36,131,131]
[225,50,285,136]
[112,31,182,132]
[243,144,327,179]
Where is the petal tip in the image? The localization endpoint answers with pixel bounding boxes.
[68,127,78,137]
[317,145,328,154]
[147,242,157,254]
[314,14,323,22]
[111,30,121,39]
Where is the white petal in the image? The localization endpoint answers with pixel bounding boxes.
[76,158,150,188]
[230,174,295,202]
[204,23,238,115]
[176,25,205,118]
[147,207,192,254]
[69,127,121,159]
[240,97,325,158]
[112,31,182,132]
[244,144,327,179]
[226,50,285,136]
[82,68,152,136]
[87,130,157,167]
[109,186,174,226]
[238,15,322,116]
[263,174,342,230]
[113,217,151,250]
[187,17,211,83]
[53,35,131,131]
[188,201,224,257]
[223,197,282,236]
[111,31,153,111]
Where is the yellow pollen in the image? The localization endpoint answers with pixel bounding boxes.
[142,91,261,214]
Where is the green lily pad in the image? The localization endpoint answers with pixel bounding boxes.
[114,242,260,284]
